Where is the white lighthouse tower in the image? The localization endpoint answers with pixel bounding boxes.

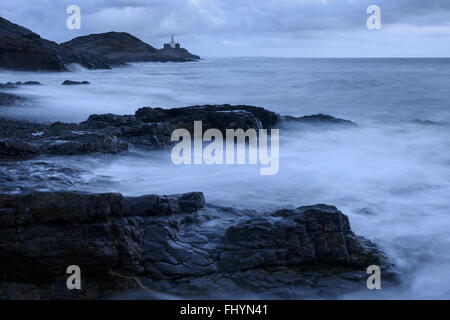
[169,34,176,48]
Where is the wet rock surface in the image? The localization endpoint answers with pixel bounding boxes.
[0,17,70,71]
[0,105,356,159]
[0,191,395,299]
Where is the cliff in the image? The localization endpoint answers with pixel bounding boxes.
[0,17,200,72]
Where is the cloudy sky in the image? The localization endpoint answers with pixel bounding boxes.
[1,0,450,57]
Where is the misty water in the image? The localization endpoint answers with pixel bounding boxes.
[1,58,450,299]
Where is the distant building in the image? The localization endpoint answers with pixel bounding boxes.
[163,34,181,49]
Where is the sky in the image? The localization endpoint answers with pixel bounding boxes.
[1,0,450,57]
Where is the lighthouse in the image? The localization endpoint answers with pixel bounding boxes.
[163,34,181,49]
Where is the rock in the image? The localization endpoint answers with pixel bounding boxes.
[77,105,280,150]
[0,16,200,72]
[60,32,200,67]
[128,192,206,216]
[0,92,24,106]
[8,81,41,86]
[21,81,41,85]
[134,104,281,132]
[0,138,40,160]
[219,204,385,272]
[0,118,47,140]
[0,105,356,159]
[0,190,205,298]
[62,80,90,85]
[81,114,138,129]
[0,17,69,71]
[42,133,128,155]
[0,192,394,299]
[283,114,356,126]
[0,81,41,88]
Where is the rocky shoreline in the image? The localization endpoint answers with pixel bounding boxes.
[0,191,396,299]
[0,103,355,160]
[0,16,200,72]
[0,97,398,299]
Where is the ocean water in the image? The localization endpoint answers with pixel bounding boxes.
[1,58,450,299]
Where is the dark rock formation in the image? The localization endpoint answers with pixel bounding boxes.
[134,104,280,130]
[78,104,280,150]
[60,32,200,66]
[0,105,356,159]
[0,16,200,72]
[42,133,128,155]
[62,80,90,85]
[0,191,395,299]
[0,104,390,299]
[219,205,383,272]
[0,118,47,140]
[20,81,41,85]
[1,81,41,88]
[0,138,40,160]
[0,17,70,71]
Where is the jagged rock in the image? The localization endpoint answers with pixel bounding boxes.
[219,204,385,272]
[0,191,394,299]
[128,192,205,216]
[0,17,70,71]
[135,104,280,132]
[0,191,205,285]
[62,80,90,85]
[0,16,200,72]
[78,105,280,150]
[0,105,355,160]
[0,118,46,140]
